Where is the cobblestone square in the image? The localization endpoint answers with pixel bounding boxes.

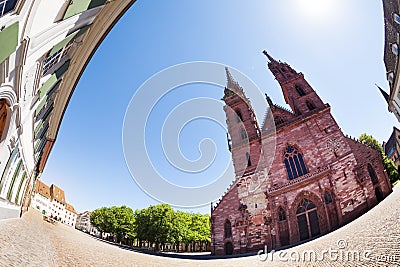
[1,186,399,267]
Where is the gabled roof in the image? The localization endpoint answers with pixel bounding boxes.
[261,95,295,132]
[66,203,76,214]
[50,184,66,204]
[35,180,50,199]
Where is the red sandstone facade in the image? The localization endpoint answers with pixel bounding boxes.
[210,52,392,255]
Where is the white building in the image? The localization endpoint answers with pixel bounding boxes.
[31,180,50,215]
[31,181,77,227]
[76,211,100,236]
[0,0,135,219]
[64,203,77,227]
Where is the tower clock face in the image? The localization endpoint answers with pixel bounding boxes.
[326,138,340,152]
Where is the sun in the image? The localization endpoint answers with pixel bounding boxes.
[296,0,336,20]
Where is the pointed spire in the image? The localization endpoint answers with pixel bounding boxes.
[265,93,273,106]
[263,50,277,63]
[225,67,235,89]
[376,84,389,104]
[224,67,244,96]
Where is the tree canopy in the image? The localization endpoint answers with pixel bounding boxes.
[90,204,210,251]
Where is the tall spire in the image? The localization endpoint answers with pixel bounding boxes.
[225,67,234,87]
[262,50,277,63]
[224,67,245,98]
[263,52,325,115]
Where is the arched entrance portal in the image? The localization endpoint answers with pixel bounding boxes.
[224,242,233,255]
[296,198,320,241]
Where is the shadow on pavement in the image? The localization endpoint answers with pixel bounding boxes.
[87,235,258,260]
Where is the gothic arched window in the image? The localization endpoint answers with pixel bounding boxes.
[224,219,232,238]
[240,129,247,140]
[246,152,251,167]
[284,145,308,180]
[278,207,286,221]
[306,100,315,111]
[367,163,378,185]
[235,109,243,122]
[295,85,306,96]
[324,191,333,204]
[296,198,316,214]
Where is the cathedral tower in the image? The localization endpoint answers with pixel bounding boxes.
[223,68,262,177]
[263,50,325,115]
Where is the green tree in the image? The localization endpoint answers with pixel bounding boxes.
[134,204,175,251]
[171,211,191,252]
[188,213,211,251]
[134,207,151,247]
[90,207,116,235]
[359,133,384,154]
[359,133,399,184]
[112,205,135,243]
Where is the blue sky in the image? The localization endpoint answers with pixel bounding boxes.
[41,0,398,214]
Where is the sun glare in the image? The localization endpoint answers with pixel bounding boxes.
[296,0,336,20]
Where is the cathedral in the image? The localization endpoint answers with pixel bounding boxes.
[210,51,392,255]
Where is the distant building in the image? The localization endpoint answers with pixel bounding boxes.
[31,181,77,227]
[65,203,77,227]
[384,126,400,169]
[76,211,100,237]
[381,0,400,121]
[31,180,50,215]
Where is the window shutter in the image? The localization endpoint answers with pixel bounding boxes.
[63,0,106,20]
[0,22,18,64]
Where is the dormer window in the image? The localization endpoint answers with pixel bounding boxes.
[388,72,394,85]
[0,0,18,18]
[392,43,399,56]
[394,13,400,24]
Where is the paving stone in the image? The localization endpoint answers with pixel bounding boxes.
[0,186,399,266]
